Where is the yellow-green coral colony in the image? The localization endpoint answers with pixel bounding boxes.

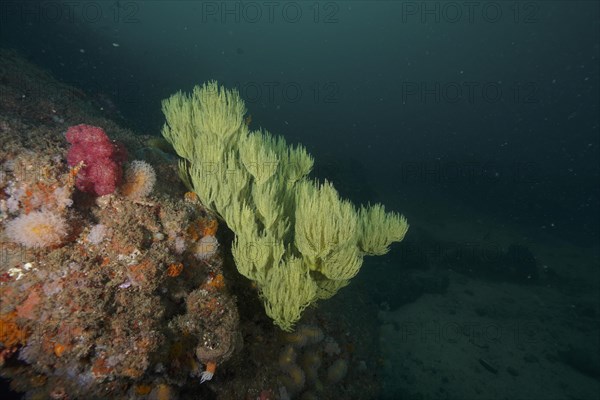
[161,81,409,331]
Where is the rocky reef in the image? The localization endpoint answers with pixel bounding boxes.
[0,49,381,400]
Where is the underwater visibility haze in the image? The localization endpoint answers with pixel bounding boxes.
[0,1,598,399]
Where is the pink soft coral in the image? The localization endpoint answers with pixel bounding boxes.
[65,124,127,196]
